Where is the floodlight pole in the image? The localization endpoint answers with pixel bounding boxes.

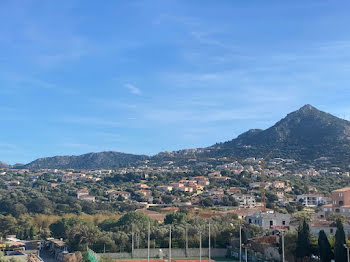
[169,225,172,262]
[208,222,211,262]
[147,221,150,262]
[199,231,202,262]
[239,224,242,262]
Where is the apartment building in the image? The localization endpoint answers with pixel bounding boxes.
[322,187,350,216]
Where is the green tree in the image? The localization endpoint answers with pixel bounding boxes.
[50,217,82,239]
[0,215,17,236]
[98,219,119,232]
[334,219,347,262]
[296,219,311,261]
[116,211,153,231]
[164,212,186,225]
[161,195,173,204]
[112,231,129,252]
[199,197,214,207]
[283,231,297,261]
[318,230,333,262]
[66,222,100,251]
[27,198,53,214]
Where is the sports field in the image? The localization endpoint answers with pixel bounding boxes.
[114,257,238,262]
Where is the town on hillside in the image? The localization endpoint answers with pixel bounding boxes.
[1,155,350,262]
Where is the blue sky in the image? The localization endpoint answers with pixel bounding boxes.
[1,0,350,164]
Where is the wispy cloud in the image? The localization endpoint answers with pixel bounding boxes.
[61,117,121,127]
[125,83,142,95]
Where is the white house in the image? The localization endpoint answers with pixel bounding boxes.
[296,194,330,207]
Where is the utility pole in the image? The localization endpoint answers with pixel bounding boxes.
[239,224,242,262]
[282,231,285,262]
[131,224,134,258]
[169,225,172,262]
[148,221,150,262]
[199,231,202,262]
[208,222,211,262]
[185,225,188,257]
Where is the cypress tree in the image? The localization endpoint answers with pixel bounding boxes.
[29,226,35,240]
[296,219,311,261]
[335,219,347,262]
[302,219,311,256]
[318,230,333,262]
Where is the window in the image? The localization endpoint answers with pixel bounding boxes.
[282,221,286,225]
[330,229,334,234]
[249,218,252,224]
[270,220,273,226]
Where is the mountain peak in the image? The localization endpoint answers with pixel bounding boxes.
[207,104,350,167]
[296,104,320,114]
[285,104,329,120]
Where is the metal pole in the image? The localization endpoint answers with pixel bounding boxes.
[347,246,349,262]
[208,222,211,262]
[200,231,202,262]
[132,224,134,258]
[282,232,285,262]
[148,221,150,262]
[186,225,188,257]
[169,225,172,262]
[239,225,242,262]
[245,247,247,262]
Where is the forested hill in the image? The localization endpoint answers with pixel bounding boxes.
[15,104,350,169]
[23,151,149,170]
[201,104,350,165]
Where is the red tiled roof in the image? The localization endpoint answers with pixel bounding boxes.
[333,187,350,193]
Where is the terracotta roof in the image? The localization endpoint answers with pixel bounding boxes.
[312,220,336,227]
[333,187,350,193]
[77,189,89,193]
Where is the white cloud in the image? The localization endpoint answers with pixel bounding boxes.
[125,83,142,95]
